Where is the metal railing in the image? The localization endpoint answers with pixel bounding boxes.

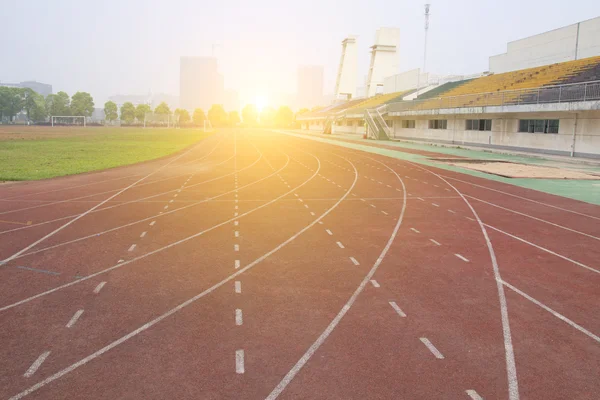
[386,80,600,113]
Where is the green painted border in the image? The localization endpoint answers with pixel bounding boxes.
[278,130,600,206]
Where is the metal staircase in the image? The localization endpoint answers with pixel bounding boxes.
[364,105,391,140]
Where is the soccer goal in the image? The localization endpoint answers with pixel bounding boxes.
[144,112,179,128]
[51,116,86,127]
[203,119,213,132]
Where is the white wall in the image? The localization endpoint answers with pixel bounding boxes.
[489,16,600,73]
[366,28,400,97]
[335,36,358,99]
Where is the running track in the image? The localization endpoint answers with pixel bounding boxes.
[0,129,599,400]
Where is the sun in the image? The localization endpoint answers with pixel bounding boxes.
[255,95,268,112]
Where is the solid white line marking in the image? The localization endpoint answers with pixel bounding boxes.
[128,244,136,252]
[466,390,484,400]
[236,309,243,326]
[455,254,469,262]
[370,280,380,288]
[420,338,444,359]
[336,241,344,249]
[410,228,420,233]
[24,352,51,378]
[325,229,333,235]
[149,221,156,226]
[235,231,239,237]
[431,203,439,207]
[430,239,441,246]
[502,281,600,343]
[235,281,241,293]
[235,260,241,269]
[140,231,147,238]
[93,282,106,294]
[236,350,245,374]
[66,309,84,328]
[389,301,406,317]
[349,257,360,265]
[234,244,239,252]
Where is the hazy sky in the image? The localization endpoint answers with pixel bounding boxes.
[2,0,599,107]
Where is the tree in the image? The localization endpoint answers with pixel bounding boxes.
[46,91,71,117]
[208,104,228,127]
[296,107,309,116]
[229,111,241,126]
[154,102,170,115]
[24,90,47,122]
[135,103,151,122]
[275,106,294,127]
[70,92,94,117]
[192,108,206,126]
[259,106,276,126]
[104,101,118,122]
[241,104,258,125]
[0,87,25,122]
[120,102,136,124]
[174,108,191,125]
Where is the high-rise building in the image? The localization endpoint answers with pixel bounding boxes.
[180,57,224,111]
[297,65,324,109]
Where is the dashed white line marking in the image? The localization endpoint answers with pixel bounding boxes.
[389,301,406,317]
[66,309,84,328]
[349,257,360,266]
[234,231,240,237]
[448,209,456,214]
[235,309,243,326]
[140,231,147,238]
[24,351,51,378]
[318,221,323,225]
[298,199,303,203]
[310,212,315,216]
[417,197,424,201]
[163,205,169,210]
[466,390,484,400]
[235,260,241,269]
[236,350,245,374]
[294,194,299,197]
[430,239,441,246]
[234,244,239,252]
[118,259,124,263]
[386,184,391,188]
[128,244,136,252]
[370,204,376,208]
[325,229,333,235]
[360,198,366,202]
[169,200,174,203]
[304,204,309,209]
[466,216,475,221]
[234,221,239,226]
[381,211,388,215]
[234,281,241,293]
[174,194,178,198]
[234,212,239,217]
[455,254,469,262]
[431,203,439,207]
[370,280,380,288]
[410,228,420,233]
[234,205,239,210]
[93,282,106,294]
[420,338,444,359]
[149,221,156,226]
[336,241,345,249]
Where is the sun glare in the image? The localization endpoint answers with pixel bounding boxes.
[255,95,268,112]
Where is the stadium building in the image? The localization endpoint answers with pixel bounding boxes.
[297,17,600,158]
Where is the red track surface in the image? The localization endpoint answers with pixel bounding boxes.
[1,130,599,400]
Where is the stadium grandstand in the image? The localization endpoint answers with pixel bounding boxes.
[298,16,600,158]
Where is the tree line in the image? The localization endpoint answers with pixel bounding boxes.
[0,87,94,123]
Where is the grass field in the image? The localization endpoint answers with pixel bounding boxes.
[0,126,213,181]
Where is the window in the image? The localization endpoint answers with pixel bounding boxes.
[465,119,492,131]
[346,121,353,126]
[518,119,559,134]
[401,120,416,128]
[428,119,447,129]
[358,120,365,127]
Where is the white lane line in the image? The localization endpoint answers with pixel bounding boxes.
[236,350,245,374]
[360,198,366,202]
[455,254,469,262]
[318,221,323,225]
[370,280,380,288]
[235,199,238,203]
[294,193,298,197]
[466,390,484,400]
[169,200,174,203]
[174,194,178,198]
[381,211,388,215]
[235,281,241,293]
[502,281,600,343]
[234,244,239,252]
[420,338,444,359]
[466,216,475,221]
[93,282,106,294]
[128,244,136,252]
[434,184,439,188]
[336,241,345,249]
[386,184,391,188]
[234,212,239,217]
[430,239,441,246]
[448,209,456,214]
[325,229,333,235]
[163,205,168,210]
[310,212,315,216]
[235,260,241,269]
[149,221,156,226]
[235,309,243,326]
[304,204,309,209]
[234,221,239,226]
[370,204,376,208]
[234,205,239,209]
[234,231,240,237]
[431,203,439,207]
[417,197,424,201]
[298,199,303,203]
[349,257,360,266]
[140,231,147,238]
[66,309,84,328]
[445,188,450,191]
[24,352,51,378]
[118,259,124,263]
[389,301,406,317]
[410,228,420,233]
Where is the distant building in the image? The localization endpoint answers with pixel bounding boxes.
[0,80,52,97]
[180,57,224,111]
[108,93,179,110]
[297,65,324,109]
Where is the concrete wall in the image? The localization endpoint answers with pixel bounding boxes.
[389,111,600,158]
[332,120,366,135]
[335,36,358,99]
[366,28,400,97]
[490,16,600,73]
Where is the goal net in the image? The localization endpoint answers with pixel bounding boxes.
[144,112,179,128]
[51,116,86,127]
